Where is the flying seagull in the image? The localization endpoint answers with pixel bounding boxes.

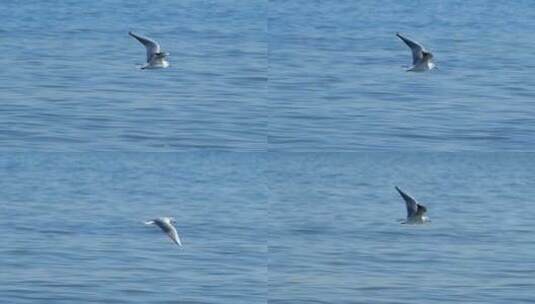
[396,33,435,72]
[395,186,429,224]
[144,217,182,246]
[129,31,170,69]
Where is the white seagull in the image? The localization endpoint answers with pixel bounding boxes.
[395,186,429,224]
[396,32,435,72]
[129,31,170,69]
[144,217,182,246]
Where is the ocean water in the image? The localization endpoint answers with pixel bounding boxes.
[0,153,267,303]
[268,0,535,151]
[3,1,535,152]
[0,0,267,151]
[267,153,535,303]
[2,0,535,303]
[3,153,535,303]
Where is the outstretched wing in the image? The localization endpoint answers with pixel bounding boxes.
[153,219,182,247]
[167,225,182,247]
[396,33,425,65]
[129,31,161,62]
[395,186,419,218]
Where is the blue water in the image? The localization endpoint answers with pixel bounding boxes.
[3,1,535,151]
[268,0,535,151]
[0,153,267,303]
[267,153,535,303]
[0,1,267,151]
[2,0,535,303]
[2,153,535,303]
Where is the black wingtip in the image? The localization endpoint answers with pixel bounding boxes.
[395,186,409,199]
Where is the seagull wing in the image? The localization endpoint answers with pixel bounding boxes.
[395,186,419,218]
[129,31,161,63]
[396,33,425,65]
[167,224,182,247]
[154,219,182,247]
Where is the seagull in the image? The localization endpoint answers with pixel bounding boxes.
[395,186,429,224]
[396,32,435,72]
[144,217,182,246]
[129,31,170,69]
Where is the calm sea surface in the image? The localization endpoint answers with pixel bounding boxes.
[2,153,535,303]
[2,0,535,303]
[0,153,267,303]
[2,1,535,151]
[0,1,267,151]
[268,153,535,303]
[268,0,535,151]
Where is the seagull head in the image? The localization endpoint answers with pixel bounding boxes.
[422,51,433,60]
[169,217,176,224]
[155,52,170,58]
[417,204,427,215]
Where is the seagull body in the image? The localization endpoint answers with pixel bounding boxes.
[129,31,170,69]
[396,33,435,72]
[395,186,429,224]
[144,217,182,246]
